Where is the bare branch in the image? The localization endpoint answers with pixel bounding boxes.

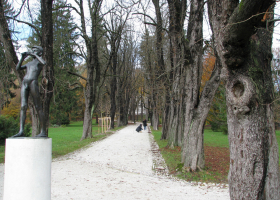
[53,4,81,16]
[67,71,87,81]
[13,0,26,18]
[6,17,42,41]
[132,12,156,24]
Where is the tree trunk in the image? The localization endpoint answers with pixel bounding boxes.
[29,101,40,136]
[180,0,205,170]
[110,48,117,129]
[182,59,222,170]
[161,93,170,139]
[208,0,280,198]
[226,28,280,200]
[41,0,54,136]
[165,0,186,147]
[96,114,98,124]
[117,88,130,126]
[81,101,93,140]
[152,106,159,130]
[77,0,101,140]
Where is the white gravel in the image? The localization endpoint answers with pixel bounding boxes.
[0,123,230,200]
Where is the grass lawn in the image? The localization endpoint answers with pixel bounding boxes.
[0,121,123,163]
[152,127,280,183]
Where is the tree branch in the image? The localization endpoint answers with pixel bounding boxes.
[7,17,42,40]
[67,71,87,81]
[132,12,156,24]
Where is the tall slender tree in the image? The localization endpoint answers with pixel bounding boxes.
[67,0,103,140]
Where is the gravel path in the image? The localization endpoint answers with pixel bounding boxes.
[0,123,230,199]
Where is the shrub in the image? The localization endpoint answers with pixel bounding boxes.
[0,116,31,140]
[60,115,70,125]
[210,121,228,135]
[220,124,228,135]
[210,121,220,132]
[50,113,70,126]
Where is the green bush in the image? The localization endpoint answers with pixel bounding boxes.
[60,115,70,125]
[0,116,31,140]
[220,124,228,135]
[50,113,70,126]
[210,121,228,135]
[210,121,220,132]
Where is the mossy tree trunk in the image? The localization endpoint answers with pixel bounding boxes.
[208,0,280,198]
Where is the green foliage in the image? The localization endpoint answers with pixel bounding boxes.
[50,0,81,122]
[0,116,31,140]
[239,0,244,11]
[207,84,228,134]
[50,113,70,125]
[0,42,17,109]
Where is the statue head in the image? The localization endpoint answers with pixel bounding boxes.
[32,46,43,56]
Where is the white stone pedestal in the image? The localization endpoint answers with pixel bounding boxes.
[3,138,52,200]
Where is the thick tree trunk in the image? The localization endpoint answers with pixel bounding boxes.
[117,88,127,126]
[226,28,279,200]
[29,101,40,136]
[165,0,186,147]
[41,0,54,136]
[152,106,159,130]
[208,0,280,198]
[81,63,94,139]
[81,102,93,140]
[182,59,222,170]
[180,0,205,170]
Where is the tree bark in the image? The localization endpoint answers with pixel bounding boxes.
[208,0,280,198]
[180,0,206,170]
[165,0,186,146]
[41,0,54,136]
[29,102,40,136]
[110,43,117,129]
[182,58,222,170]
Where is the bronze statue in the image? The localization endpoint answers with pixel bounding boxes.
[12,46,47,137]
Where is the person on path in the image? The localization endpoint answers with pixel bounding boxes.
[136,124,143,132]
[143,119,147,130]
